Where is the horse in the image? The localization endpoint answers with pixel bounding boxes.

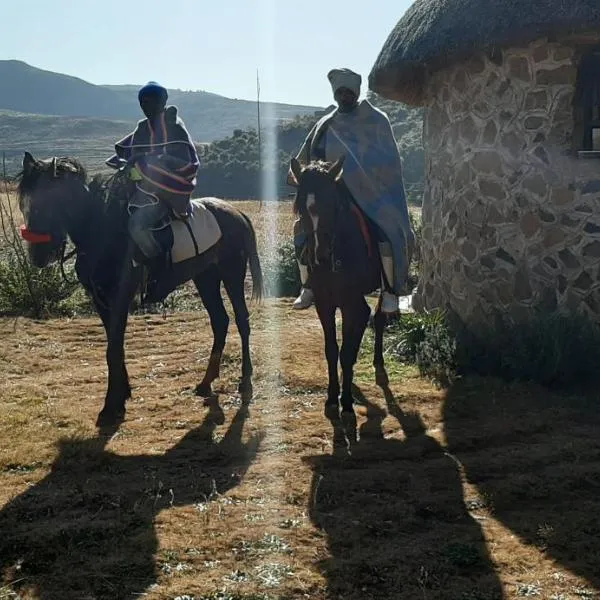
[17,152,264,427]
[289,156,390,416]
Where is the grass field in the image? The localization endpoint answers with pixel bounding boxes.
[1,200,600,600]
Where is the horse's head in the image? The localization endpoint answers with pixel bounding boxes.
[290,156,345,266]
[18,151,87,267]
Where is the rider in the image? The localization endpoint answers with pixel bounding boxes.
[106,81,199,290]
[288,68,414,314]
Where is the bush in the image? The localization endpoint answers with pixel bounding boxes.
[458,312,600,388]
[261,239,301,298]
[0,187,82,318]
[385,309,457,385]
[0,251,80,318]
[385,307,600,389]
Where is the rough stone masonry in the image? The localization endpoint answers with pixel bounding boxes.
[415,33,600,329]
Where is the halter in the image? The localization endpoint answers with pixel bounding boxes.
[18,155,92,285]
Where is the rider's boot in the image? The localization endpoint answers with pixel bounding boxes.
[293,262,314,310]
[379,242,400,315]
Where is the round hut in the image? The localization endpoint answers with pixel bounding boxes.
[369,1,600,329]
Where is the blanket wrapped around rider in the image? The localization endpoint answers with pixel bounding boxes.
[293,99,414,293]
[106,105,200,215]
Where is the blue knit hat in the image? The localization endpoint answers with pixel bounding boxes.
[138,81,168,102]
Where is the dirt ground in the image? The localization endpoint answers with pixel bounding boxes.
[1,296,600,600]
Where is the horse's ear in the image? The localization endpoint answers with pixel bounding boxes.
[328,156,345,182]
[51,157,58,179]
[289,157,303,186]
[23,151,37,173]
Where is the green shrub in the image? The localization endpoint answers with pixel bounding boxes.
[385,310,457,385]
[458,312,600,387]
[385,307,600,389]
[261,240,301,298]
[0,246,80,318]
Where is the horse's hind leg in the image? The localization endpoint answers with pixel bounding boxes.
[339,297,371,413]
[222,256,253,401]
[193,267,229,397]
[373,297,389,388]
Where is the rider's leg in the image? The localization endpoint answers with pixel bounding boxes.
[128,201,169,260]
[292,217,314,310]
[378,240,400,314]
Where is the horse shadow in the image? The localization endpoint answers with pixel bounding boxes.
[305,386,504,599]
[444,377,600,591]
[0,398,263,600]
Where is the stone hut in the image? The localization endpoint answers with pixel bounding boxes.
[369,0,600,329]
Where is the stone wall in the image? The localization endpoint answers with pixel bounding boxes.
[415,34,600,328]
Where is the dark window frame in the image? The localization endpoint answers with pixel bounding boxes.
[574,46,600,152]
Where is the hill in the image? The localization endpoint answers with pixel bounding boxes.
[0,61,321,143]
[0,109,131,176]
[0,61,424,198]
[195,93,425,201]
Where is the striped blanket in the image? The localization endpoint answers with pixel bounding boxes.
[106,106,199,205]
[293,100,414,293]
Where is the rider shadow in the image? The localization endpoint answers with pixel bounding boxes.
[0,397,263,600]
[444,378,600,591]
[305,386,504,599]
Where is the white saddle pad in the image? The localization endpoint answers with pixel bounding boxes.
[170,199,222,264]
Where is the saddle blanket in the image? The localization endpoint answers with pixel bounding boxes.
[168,199,222,263]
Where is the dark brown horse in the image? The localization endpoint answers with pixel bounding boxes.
[17,152,263,427]
[290,157,389,415]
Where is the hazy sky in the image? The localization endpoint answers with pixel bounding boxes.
[1,0,412,107]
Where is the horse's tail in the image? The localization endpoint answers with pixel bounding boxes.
[241,212,264,303]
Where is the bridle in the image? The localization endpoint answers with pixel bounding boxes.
[19,156,84,284]
[301,181,344,273]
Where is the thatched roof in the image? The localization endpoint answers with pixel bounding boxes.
[369,0,600,105]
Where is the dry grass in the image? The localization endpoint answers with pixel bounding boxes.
[1,200,599,600]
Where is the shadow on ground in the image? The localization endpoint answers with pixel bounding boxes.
[304,385,503,600]
[0,397,263,600]
[444,377,600,592]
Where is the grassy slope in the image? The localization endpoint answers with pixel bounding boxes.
[1,201,599,600]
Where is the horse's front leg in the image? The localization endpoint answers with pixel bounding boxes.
[315,298,340,409]
[339,297,371,413]
[373,297,389,388]
[96,259,138,427]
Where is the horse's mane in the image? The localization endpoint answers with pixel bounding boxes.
[17,157,88,199]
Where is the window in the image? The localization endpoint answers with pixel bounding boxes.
[574,47,600,152]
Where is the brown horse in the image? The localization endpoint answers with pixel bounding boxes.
[17,152,263,427]
[290,157,389,415]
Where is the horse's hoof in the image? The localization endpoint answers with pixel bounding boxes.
[238,379,253,402]
[96,408,125,428]
[195,383,213,397]
[375,368,389,388]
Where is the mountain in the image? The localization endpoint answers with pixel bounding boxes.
[0,60,321,143]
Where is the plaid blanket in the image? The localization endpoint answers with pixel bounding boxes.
[294,100,414,292]
[106,106,199,196]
